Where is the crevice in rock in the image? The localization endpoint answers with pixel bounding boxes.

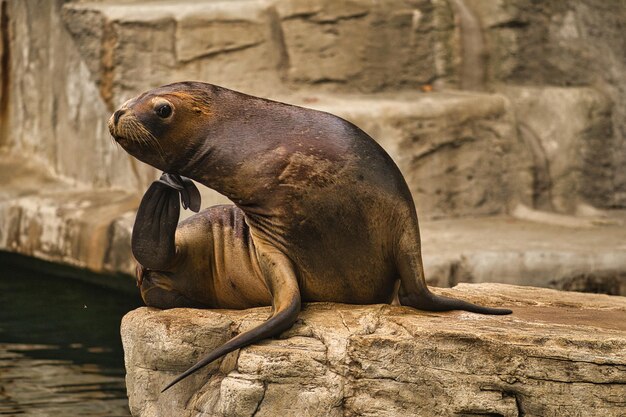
[490,20,530,30]
[99,19,117,112]
[267,5,289,78]
[411,136,478,164]
[513,392,526,417]
[250,381,267,417]
[518,123,554,211]
[177,40,264,64]
[0,0,10,145]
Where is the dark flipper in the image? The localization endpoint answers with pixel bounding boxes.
[398,285,512,315]
[131,173,201,270]
[396,227,512,315]
[161,248,301,392]
[157,173,201,213]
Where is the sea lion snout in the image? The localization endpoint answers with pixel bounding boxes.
[107,107,126,139]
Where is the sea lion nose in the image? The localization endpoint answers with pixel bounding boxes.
[114,109,126,125]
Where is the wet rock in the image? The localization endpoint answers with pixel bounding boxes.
[121,283,626,417]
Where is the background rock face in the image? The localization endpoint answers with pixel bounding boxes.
[121,283,626,417]
[466,0,626,207]
[0,3,625,286]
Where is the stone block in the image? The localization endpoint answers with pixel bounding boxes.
[500,86,614,213]
[0,152,138,276]
[464,0,626,206]
[63,1,287,108]
[121,283,626,417]
[419,215,626,296]
[277,0,460,92]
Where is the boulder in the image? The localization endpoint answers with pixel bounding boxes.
[121,283,626,417]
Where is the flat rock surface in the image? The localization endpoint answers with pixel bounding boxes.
[420,215,626,295]
[122,283,626,417]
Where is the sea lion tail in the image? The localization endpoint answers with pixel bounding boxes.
[161,297,300,393]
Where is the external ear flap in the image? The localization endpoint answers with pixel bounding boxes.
[131,181,180,271]
[178,176,201,212]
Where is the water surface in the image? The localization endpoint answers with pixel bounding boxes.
[0,254,142,416]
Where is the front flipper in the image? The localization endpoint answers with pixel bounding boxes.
[161,248,301,392]
[131,173,201,271]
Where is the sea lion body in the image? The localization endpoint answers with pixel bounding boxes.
[109,82,511,391]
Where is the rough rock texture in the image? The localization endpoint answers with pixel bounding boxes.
[465,0,626,206]
[500,86,614,213]
[275,0,460,92]
[62,0,288,109]
[1,0,152,191]
[0,151,138,276]
[121,283,626,417]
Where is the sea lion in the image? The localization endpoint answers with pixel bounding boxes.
[108,82,512,392]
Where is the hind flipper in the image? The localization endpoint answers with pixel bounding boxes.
[396,225,512,315]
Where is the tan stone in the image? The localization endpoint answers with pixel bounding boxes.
[0,151,138,277]
[121,283,626,417]
[500,86,614,213]
[465,0,626,206]
[3,0,151,191]
[420,215,626,295]
[277,0,460,92]
[63,1,287,107]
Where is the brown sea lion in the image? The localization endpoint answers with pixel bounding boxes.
[108,82,512,392]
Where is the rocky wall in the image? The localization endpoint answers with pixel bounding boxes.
[466,0,626,207]
[0,0,154,191]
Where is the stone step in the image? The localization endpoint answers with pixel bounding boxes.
[121,283,626,416]
[0,151,137,278]
[420,214,626,296]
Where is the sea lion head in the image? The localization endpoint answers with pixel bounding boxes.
[108,82,216,173]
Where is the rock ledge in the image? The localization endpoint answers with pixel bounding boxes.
[121,283,626,417]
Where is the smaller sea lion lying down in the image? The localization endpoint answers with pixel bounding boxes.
[108,82,512,392]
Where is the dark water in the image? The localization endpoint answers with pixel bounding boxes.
[0,255,143,416]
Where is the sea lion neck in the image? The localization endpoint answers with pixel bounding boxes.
[177,96,316,211]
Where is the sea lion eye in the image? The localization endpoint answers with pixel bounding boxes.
[155,103,172,118]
